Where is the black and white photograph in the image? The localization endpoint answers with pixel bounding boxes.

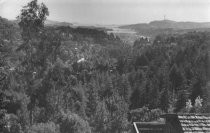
[0,0,210,132]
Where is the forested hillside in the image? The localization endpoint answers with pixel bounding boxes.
[0,0,210,133]
[120,20,210,39]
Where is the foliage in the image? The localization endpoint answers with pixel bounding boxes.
[3,114,22,133]
[92,101,109,133]
[183,96,204,113]
[28,122,59,133]
[129,106,163,122]
[17,0,49,41]
[58,111,91,133]
[0,0,210,132]
[185,99,193,112]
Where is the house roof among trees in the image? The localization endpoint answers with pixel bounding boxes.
[178,114,210,133]
[162,113,210,133]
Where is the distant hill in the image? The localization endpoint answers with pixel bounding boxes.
[119,20,210,39]
[120,20,210,30]
[0,16,20,40]
[0,17,74,29]
[0,16,16,28]
[45,19,74,27]
[44,20,111,31]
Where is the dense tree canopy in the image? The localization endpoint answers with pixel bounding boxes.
[0,0,210,133]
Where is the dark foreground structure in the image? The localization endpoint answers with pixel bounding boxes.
[133,113,210,133]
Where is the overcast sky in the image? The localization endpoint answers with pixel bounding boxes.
[0,0,210,25]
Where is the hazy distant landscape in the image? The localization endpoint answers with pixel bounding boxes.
[120,19,210,39]
[42,19,210,44]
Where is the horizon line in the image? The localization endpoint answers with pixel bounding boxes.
[2,16,210,26]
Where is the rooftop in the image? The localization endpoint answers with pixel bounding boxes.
[162,113,210,133]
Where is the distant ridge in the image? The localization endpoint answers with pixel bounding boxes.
[120,20,210,30]
[0,16,16,27]
[45,19,73,27]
